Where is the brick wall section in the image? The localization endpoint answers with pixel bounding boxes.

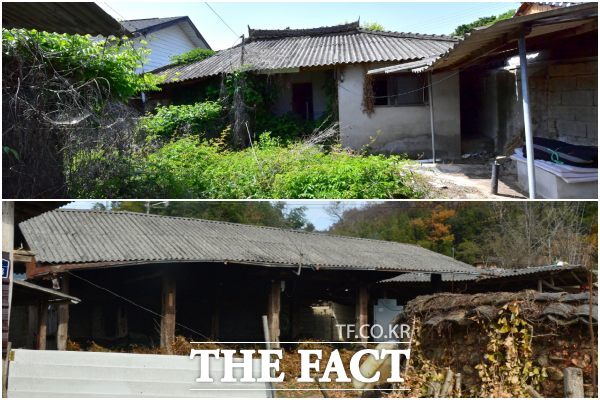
[529,60,598,145]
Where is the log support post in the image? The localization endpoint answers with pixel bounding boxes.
[37,300,48,350]
[56,275,69,351]
[268,280,281,348]
[160,271,176,354]
[564,367,584,397]
[356,286,369,344]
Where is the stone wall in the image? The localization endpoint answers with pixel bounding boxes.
[417,324,596,397]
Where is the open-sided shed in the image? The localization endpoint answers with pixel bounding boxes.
[17,209,482,352]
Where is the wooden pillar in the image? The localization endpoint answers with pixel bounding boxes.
[37,300,48,350]
[355,286,369,344]
[267,280,281,348]
[27,304,38,348]
[211,288,220,340]
[115,305,128,338]
[2,201,15,358]
[160,272,176,353]
[56,275,69,350]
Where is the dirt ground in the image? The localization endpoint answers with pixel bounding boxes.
[417,162,526,199]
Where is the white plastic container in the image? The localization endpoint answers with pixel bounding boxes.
[511,150,598,199]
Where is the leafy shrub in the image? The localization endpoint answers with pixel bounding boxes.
[170,48,215,66]
[95,133,426,199]
[139,101,224,137]
[255,113,321,143]
[2,28,162,99]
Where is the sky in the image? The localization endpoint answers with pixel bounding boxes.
[100,1,520,50]
[62,200,376,230]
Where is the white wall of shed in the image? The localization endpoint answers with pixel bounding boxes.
[338,64,461,159]
[135,23,207,72]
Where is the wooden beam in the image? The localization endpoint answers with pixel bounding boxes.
[160,271,176,354]
[56,275,69,350]
[13,249,34,263]
[37,300,48,350]
[356,286,369,344]
[268,280,281,348]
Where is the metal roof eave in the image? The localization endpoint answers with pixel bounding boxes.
[421,2,598,73]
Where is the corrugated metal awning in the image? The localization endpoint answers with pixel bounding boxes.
[422,2,597,73]
[2,2,127,36]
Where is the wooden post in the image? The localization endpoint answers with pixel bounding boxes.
[564,367,584,397]
[267,280,281,348]
[2,201,15,358]
[211,288,220,339]
[355,286,369,344]
[27,304,38,348]
[454,372,462,397]
[115,305,128,338]
[160,271,176,353]
[56,275,69,350]
[37,300,48,350]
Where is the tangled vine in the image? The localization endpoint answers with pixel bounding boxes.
[475,301,547,397]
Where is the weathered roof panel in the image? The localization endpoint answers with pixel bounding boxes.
[1,2,126,36]
[20,210,480,275]
[121,17,185,33]
[420,2,597,73]
[380,264,587,284]
[152,23,457,83]
[121,16,211,49]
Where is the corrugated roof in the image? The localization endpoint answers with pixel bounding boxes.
[121,16,211,50]
[121,17,185,32]
[379,264,586,283]
[152,22,457,84]
[1,2,127,36]
[417,2,597,73]
[13,280,81,304]
[19,210,481,275]
[367,56,439,75]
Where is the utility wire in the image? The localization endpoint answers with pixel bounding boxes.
[204,2,240,38]
[65,270,214,342]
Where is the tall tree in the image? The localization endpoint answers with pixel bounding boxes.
[451,9,515,37]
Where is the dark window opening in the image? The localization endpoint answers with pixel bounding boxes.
[373,73,428,106]
[292,82,314,120]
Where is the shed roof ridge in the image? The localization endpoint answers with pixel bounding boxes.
[122,16,186,22]
[359,29,459,42]
[45,208,434,250]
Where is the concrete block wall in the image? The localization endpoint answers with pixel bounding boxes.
[529,60,598,145]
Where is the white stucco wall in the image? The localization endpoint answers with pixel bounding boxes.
[338,64,461,159]
[269,70,331,119]
[135,24,204,72]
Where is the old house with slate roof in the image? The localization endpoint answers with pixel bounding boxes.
[151,22,462,158]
